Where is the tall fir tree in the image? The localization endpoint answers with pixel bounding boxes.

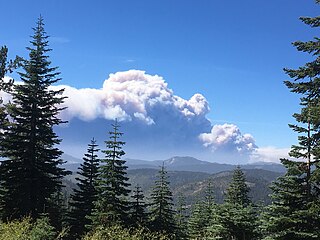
[67,138,100,239]
[90,120,131,228]
[262,1,320,238]
[130,184,147,227]
[175,193,188,240]
[188,200,207,239]
[225,166,251,207]
[148,163,176,235]
[261,160,318,239]
[0,46,13,219]
[188,179,216,239]
[0,17,70,221]
[209,167,259,240]
[204,179,215,219]
[0,46,13,155]
[0,45,21,150]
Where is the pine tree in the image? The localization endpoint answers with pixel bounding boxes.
[283,0,320,197]
[0,16,70,221]
[225,166,251,207]
[130,184,147,227]
[0,45,19,150]
[175,193,188,240]
[0,46,12,219]
[148,163,176,235]
[261,1,320,238]
[188,179,216,239]
[209,167,259,240]
[90,120,131,228]
[261,159,319,240]
[188,200,207,239]
[204,179,215,219]
[67,138,100,239]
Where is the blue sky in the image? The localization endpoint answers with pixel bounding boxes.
[0,0,318,163]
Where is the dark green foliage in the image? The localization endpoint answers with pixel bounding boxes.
[0,46,17,152]
[68,138,100,239]
[130,184,147,227]
[203,179,216,223]
[0,46,13,91]
[0,46,10,157]
[187,200,207,239]
[0,46,6,79]
[188,180,216,239]
[207,203,259,240]
[175,193,188,240]
[90,120,131,228]
[0,46,19,223]
[225,166,251,207]
[0,17,70,221]
[261,160,320,239]
[148,163,176,235]
[209,167,259,240]
[0,45,23,87]
[261,3,320,238]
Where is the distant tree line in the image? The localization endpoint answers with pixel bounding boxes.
[0,0,320,239]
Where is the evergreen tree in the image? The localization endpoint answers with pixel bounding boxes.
[207,203,259,240]
[283,0,320,197]
[0,46,14,91]
[90,120,131,228]
[0,45,20,150]
[225,166,251,207]
[0,45,23,87]
[0,46,12,220]
[0,47,11,156]
[0,17,70,221]
[188,200,208,239]
[67,138,100,239]
[0,46,23,219]
[209,167,259,240]
[203,179,215,219]
[188,179,216,239]
[218,166,258,240]
[130,184,147,227]
[261,159,319,239]
[175,193,188,240]
[148,163,176,235]
[262,2,320,238]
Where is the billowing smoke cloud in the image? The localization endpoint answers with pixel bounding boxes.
[199,124,257,155]
[53,70,209,125]
[1,71,282,163]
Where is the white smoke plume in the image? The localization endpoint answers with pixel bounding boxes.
[199,123,257,155]
[53,70,209,125]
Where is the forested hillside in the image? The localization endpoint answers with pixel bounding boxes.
[64,167,280,207]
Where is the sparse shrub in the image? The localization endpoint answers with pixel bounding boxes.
[0,217,64,240]
[83,225,173,240]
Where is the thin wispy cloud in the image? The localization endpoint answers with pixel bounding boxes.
[50,36,70,44]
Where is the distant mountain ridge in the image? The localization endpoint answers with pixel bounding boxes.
[62,155,286,174]
[125,156,286,174]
